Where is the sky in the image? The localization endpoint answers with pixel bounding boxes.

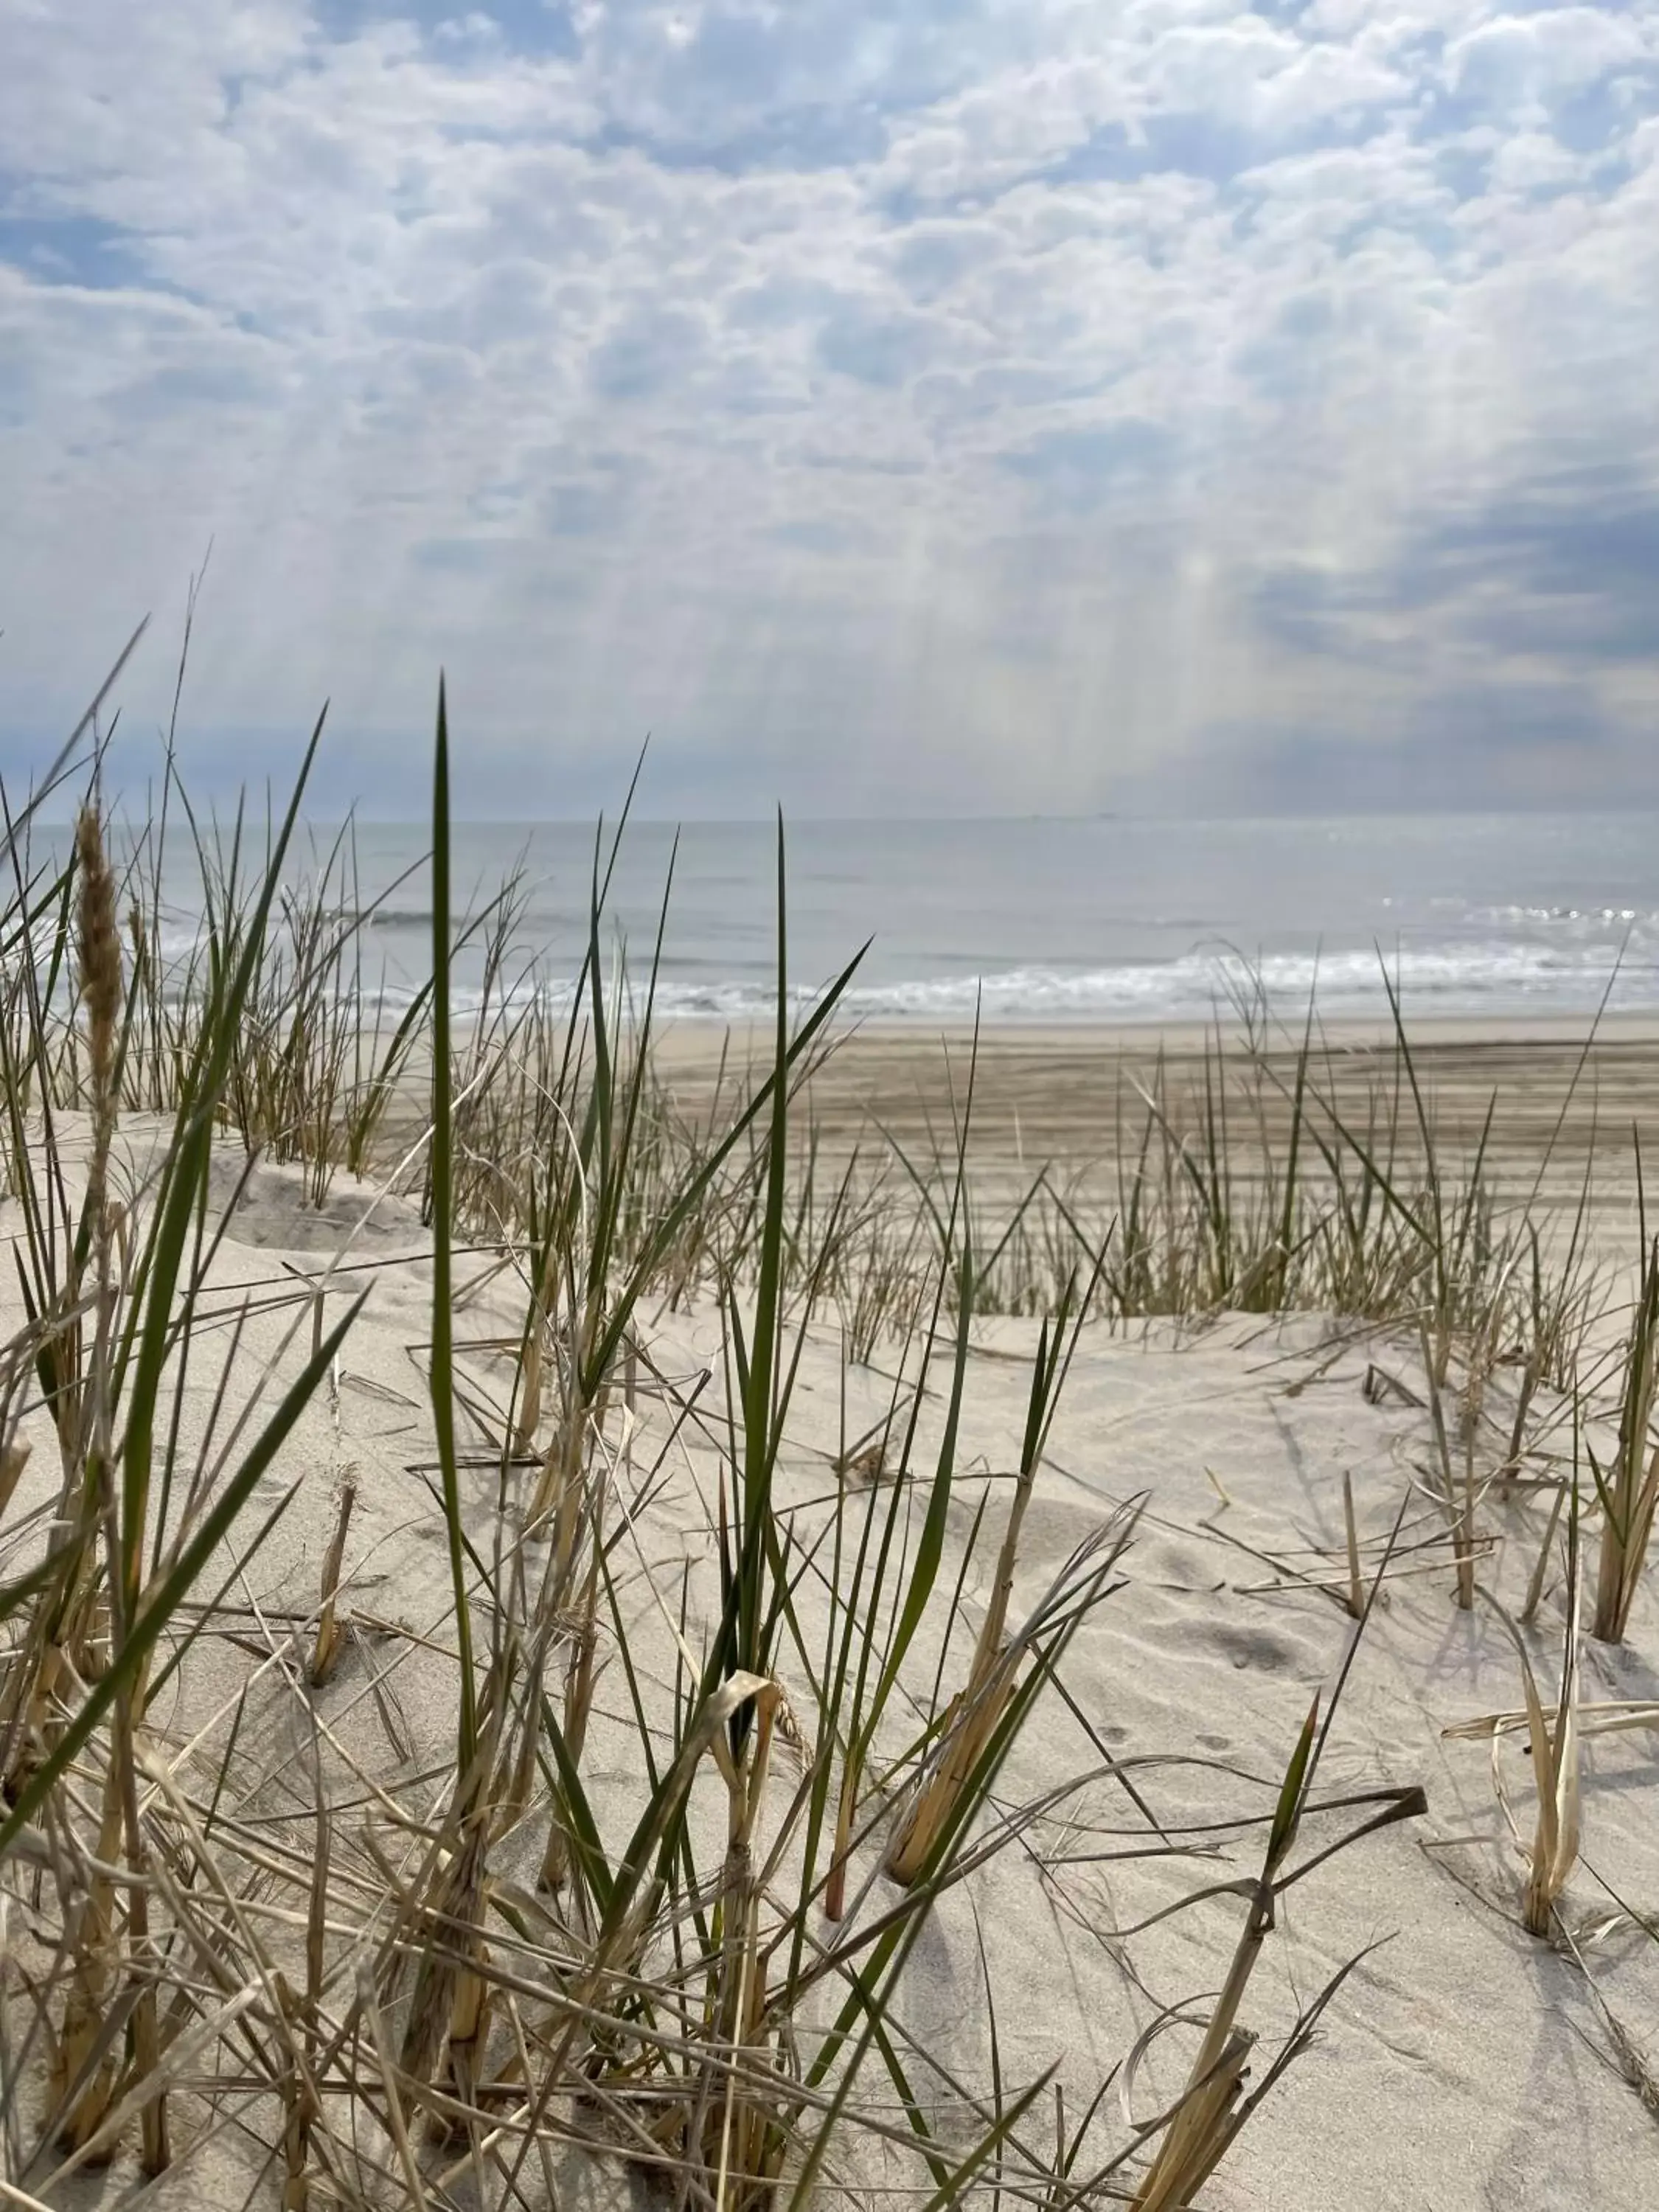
[2,1,1658,818]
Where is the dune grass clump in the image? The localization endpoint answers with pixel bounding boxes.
[0,706,358,2177]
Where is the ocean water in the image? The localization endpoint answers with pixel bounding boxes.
[116,813,1659,1027]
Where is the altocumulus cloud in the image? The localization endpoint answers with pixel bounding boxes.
[1,0,1657,814]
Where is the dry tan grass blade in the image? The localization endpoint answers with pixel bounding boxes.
[1470,1526,1582,1937]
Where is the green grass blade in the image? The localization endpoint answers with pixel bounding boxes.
[428,676,476,1767]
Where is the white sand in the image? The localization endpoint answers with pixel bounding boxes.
[4,1132,1658,2209]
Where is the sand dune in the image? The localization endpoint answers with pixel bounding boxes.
[7,1108,1658,2209]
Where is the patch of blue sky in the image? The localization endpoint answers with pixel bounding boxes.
[0,205,145,292]
[1416,49,1655,161]
[1041,114,1265,192]
[900,97,1407,220]
[1447,29,1655,141]
[313,1,582,58]
[636,0,1001,121]
[564,2,1012,172]
[1417,112,1632,210]
[1430,139,1495,202]
[1551,63,1659,155]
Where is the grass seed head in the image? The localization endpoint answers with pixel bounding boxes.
[75,803,122,1114]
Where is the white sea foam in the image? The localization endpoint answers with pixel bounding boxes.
[633,940,1659,1025]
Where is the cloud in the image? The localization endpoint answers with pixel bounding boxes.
[1000,420,1177,512]
[1176,669,1658,814]
[0,1,1655,815]
[1257,461,1659,696]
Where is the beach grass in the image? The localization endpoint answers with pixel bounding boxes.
[0,664,1654,2206]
